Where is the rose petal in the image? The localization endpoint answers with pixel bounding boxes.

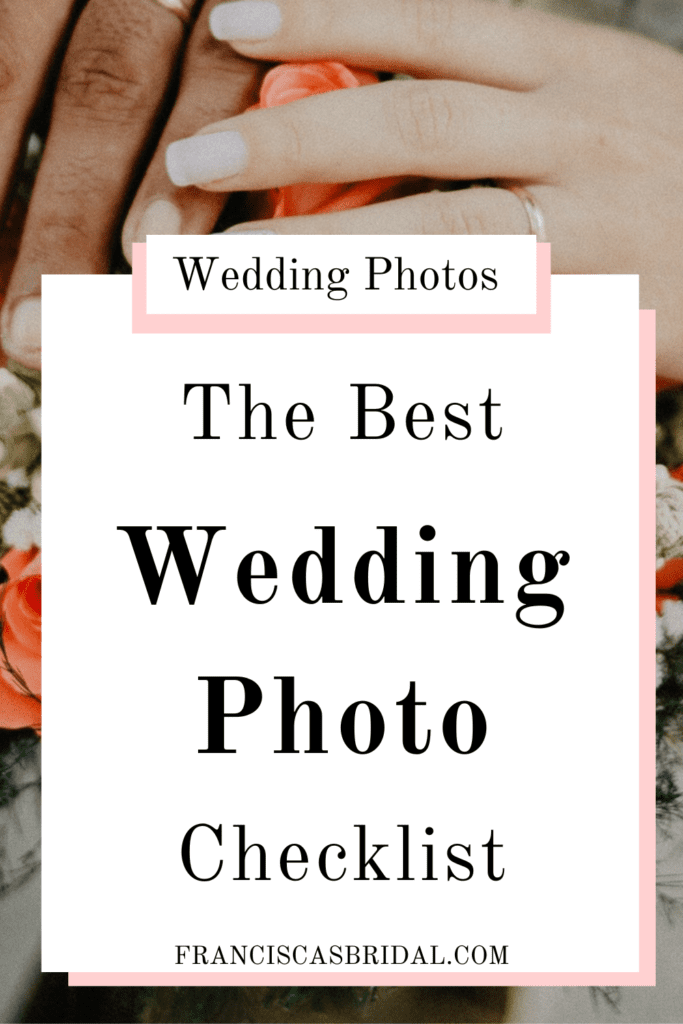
[2,547,38,581]
[0,545,41,725]
[260,62,374,109]
[0,674,40,730]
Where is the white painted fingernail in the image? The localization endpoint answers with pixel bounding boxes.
[138,199,182,238]
[231,228,276,234]
[210,1,282,41]
[166,131,248,187]
[123,199,183,264]
[6,298,41,369]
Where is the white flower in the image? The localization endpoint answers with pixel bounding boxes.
[0,369,34,435]
[27,407,41,439]
[657,464,683,567]
[658,598,683,648]
[6,468,29,490]
[0,431,40,477]
[2,506,41,551]
[0,375,39,477]
[30,468,41,505]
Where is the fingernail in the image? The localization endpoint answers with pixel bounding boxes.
[138,199,183,238]
[5,298,41,370]
[210,1,282,41]
[166,131,248,187]
[231,228,276,234]
[123,199,183,264]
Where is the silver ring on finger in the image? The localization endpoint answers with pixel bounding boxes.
[506,185,547,243]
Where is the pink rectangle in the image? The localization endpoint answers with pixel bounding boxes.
[69,310,656,988]
[132,242,550,334]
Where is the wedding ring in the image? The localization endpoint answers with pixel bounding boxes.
[151,0,194,24]
[506,185,547,243]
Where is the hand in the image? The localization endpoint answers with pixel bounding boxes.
[166,0,683,377]
[0,2,73,223]
[0,0,264,370]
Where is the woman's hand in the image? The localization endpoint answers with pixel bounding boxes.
[167,0,683,376]
[0,0,264,370]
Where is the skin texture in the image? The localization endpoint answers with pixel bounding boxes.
[174,0,683,376]
[0,0,264,369]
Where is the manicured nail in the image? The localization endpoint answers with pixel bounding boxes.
[166,131,248,187]
[210,1,282,41]
[123,199,183,264]
[231,228,276,234]
[138,199,183,239]
[6,298,41,370]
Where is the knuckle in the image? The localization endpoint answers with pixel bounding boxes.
[168,93,229,132]
[20,215,94,272]
[459,207,489,235]
[395,84,454,161]
[420,192,490,236]
[190,47,257,83]
[58,44,149,121]
[34,215,91,254]
[419,193,463,235]
[178,57,262,114]
[402,0,455,52]
[23,161,114,268]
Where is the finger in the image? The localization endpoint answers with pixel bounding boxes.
[166,79,558,192]
[225,186,535,236]
[121,1,265,264]
[226,184,613,278]
[0,1,76,218]
[208,0,575,91]
[1,0,202,368]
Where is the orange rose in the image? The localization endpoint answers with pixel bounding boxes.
[256,62,404,219]
[0,547,41,731]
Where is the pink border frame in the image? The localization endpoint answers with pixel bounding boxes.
[69,308,655,988]
[131,242,551,334]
